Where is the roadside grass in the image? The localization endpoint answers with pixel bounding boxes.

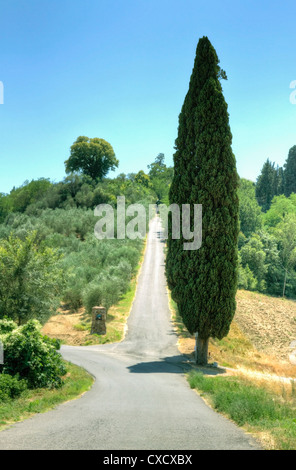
[188,370,296,450]
[0,361,94,431]
[169,290,296,449]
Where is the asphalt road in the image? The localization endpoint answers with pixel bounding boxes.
[0,216,260,450]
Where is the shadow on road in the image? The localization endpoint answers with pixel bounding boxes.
[127,355,228,376]
[127,355,190,374]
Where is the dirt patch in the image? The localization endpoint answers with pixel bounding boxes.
[42,307,91,346]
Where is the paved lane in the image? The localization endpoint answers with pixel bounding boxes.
[0,217,260,450]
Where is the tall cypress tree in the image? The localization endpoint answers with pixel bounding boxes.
[255,159,278,212]
[284,145,296,197]
[166,37,239,365]
[276,165,285,197]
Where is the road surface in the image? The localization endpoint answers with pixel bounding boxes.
[0,216,260,450]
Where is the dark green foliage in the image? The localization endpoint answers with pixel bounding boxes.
[65,136,119,180]
[166,37,239,350]
[238,178,262,237]
[0,193,11,223]
[284,145,296,197]
[0,199,145,315]
[274,214,296,297]
[239,233,267,292]
[6,179,52,214]
[61,236,141,312]
[276,166,285,196]
[147,153,174,204]
[255,230,283,296]
[256,159,284,212]
[0,233,66,325]
[0,318,18,334]
[238,195,296,298]
[0,168,158,221]
[83,264,131,314]
[0,374,27,401]
[0,320,66,389]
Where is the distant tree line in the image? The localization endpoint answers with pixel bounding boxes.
[238,177,296,299]
[255,145,296,211]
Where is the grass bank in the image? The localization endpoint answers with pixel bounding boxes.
[0,361,94,431]
[188,370,296,450]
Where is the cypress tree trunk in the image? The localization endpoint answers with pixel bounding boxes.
[195,334,209,366]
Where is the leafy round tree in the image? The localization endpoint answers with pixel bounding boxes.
[166,36,239,365]
[65,136,119,180]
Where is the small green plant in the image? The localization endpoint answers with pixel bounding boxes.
[73,322,90,332]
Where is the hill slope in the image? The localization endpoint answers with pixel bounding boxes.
[174,290,296,377]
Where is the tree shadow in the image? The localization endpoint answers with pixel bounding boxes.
[127,354,227,376]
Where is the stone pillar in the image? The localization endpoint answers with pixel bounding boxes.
[91,306,107,335]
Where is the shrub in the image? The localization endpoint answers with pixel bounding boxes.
[0,233,66,325]
[0,318,18,334]
[0,373,27,401]
[82,263,132,314]
[82,283,104,314]
[0,320,67,389]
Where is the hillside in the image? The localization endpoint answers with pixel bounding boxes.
[235,290,296,362]
[176,289,296,378]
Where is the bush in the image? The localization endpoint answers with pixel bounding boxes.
[82,263,132,314]
[0,373,27,401]
[0,318,18,334]
[0,233,66,325]
[0,320,67,389]
[82,283,104,314]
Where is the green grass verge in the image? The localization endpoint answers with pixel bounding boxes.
[0,361,94,431]
[188,370,296,450]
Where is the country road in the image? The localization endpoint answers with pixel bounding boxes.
[0,216,260,450]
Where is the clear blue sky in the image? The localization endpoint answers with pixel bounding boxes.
[0,0,295,194]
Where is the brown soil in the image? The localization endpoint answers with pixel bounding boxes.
[235,290,296,361]
[42,306,91,346]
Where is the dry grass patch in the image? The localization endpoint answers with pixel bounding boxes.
[171,290,296,379]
